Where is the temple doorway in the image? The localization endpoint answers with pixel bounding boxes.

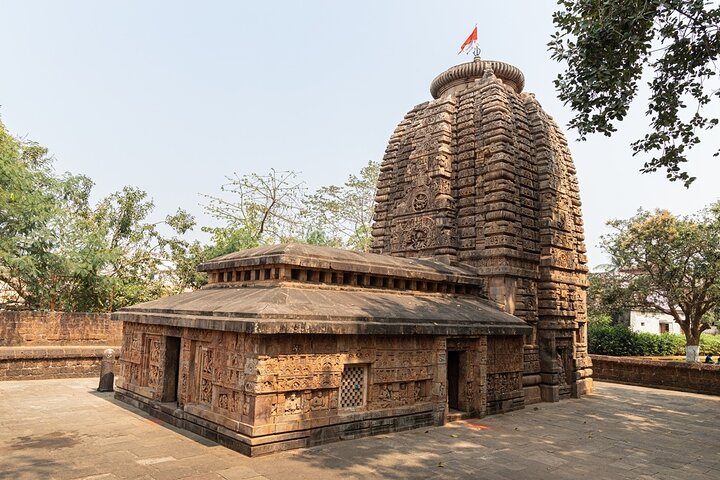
[161,337,181,403]
[447,351,461,410]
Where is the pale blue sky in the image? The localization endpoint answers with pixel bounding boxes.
[2,0,718,267]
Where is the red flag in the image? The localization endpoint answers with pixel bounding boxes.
[458,26,478,54]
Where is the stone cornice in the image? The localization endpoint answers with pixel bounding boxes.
[430,58,525,98]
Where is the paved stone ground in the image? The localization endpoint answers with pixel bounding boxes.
[1,379,719,480]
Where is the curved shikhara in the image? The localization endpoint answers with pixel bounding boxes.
[371,59,592,399]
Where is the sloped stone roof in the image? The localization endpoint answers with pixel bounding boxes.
[113,284,530,336]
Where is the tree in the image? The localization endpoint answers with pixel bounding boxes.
[305,161,379,252]
[600,204,720,361]
[0,120,93,310]
[89,187,196,310]
[190,162,379,288]
[202,169,307,245]
[190,169,311,288]
[0,120,195,311]
[201,162,379,256]
[587,271,625,320]
[549,0,720,186]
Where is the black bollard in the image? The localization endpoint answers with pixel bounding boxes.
[97,348,115,392]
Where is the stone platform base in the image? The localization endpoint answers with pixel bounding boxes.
[115,388,443,456]
[0,346,120,381]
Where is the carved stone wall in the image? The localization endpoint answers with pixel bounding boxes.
[118,323,499,444]
[119,323,248,425]
[445,336,488,415]
[486,336,524,414]
[371,58,592,401]
[249,334,442,434]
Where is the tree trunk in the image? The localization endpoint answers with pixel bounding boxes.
[685,344,700,363]
[682,316,700,363]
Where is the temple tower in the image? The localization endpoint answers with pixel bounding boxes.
[371,57,592,402]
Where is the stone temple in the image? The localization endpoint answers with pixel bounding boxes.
[113,56,592,456]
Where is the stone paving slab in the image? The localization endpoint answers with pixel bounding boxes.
[1,378,719,479]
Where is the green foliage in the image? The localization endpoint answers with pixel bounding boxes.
[305,161,379,252]
[599,205,720,348]
[634,332,686,357]
[587,313,612,326]
[202,169,307,245]
[201,161,379,255]
[700,335,720,355]
[1,120,91,309]
[149,161,380,295]
[201,226,260,257]
[2,113,381,310]
[549,0,720,186]
[87,188,197,309]
[587,272,635,319]
[0,120,196,311]
[588,323,641,356]
[588,323,686,356]
[303,229,342,248]
[168,239,208,291]
[588,322,720,356]
[170,225,264,291]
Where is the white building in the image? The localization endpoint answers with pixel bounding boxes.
[617,310,684,335]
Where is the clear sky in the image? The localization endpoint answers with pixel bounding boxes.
[2,0,718,268]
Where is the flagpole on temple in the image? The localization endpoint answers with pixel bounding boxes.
[472,26,481,60]
[458,24,480,59]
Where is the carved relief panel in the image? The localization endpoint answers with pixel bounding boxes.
[198,346,214,405]
[486,336,524,406]
[555,338,573,399]
[142,335,163,392]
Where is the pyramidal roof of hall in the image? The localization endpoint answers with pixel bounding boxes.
[198,243,482,284]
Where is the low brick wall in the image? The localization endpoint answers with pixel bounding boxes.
[0,346,121,380]
[591,355,720,396]
[0,311,122,346]
[0,311,122,381]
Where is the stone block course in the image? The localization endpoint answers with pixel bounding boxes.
[0,311,122,346]
[0,345,121,380]
[0,311,122,380]
[591,355,720,395]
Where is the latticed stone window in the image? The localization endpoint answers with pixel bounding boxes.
[340,364,367,409]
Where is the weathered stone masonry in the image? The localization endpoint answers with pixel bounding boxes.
[113,56,591,455]
[372,57,592,403]
[115,245,530,455]
[591,355,720,396]
[0,311,122,380]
